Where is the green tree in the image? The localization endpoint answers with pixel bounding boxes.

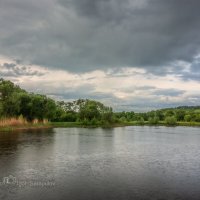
[184,114,192,122]
[155,111,165,121]
[44,98,57,121]
[0,79,24,116]
[79,100,101,121]
[148,116,159,125]
[165,116,177,126]
[165,110,175,117]
[175,110,186,121]
[18,93,33,120]
[138,117,145,125]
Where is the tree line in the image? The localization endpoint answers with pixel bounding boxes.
[115,107,200,125]
[0,79,114,125]
[1,79,200,126]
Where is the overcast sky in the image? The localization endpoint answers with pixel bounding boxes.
[0,0,200,111]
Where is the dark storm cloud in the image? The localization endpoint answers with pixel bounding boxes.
[59,0,131,23]
[0,0,200,76]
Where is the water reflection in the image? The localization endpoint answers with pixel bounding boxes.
[0,127,200,200]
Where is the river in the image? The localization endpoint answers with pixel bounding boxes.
[0,126,200,200]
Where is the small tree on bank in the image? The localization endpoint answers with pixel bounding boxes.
[165,116,177,126]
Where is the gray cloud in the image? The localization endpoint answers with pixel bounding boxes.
[44,84,115,103]
[107,96,193,112]
[0,0,200,76]
[181,62,200,82]
[153,89,185,97]
[1,0,200,111]
[180,72,200,82]
[135,86,156,91]
[0,62,44,77]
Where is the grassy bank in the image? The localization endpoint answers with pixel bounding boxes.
[1,120,200,132]
[123,121,200,127]
[177,121,200,127]
[0,121,123,131]
[49,122,127,128]
[0,124,52,132]
[47,121,200,128]
[50,122,82,128]
[0,117,52,132]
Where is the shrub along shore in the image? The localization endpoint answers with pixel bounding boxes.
[1,78,200,132]
[0,117,51,131]
[1,120,200,132]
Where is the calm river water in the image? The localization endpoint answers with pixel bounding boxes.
[0,126,200,200]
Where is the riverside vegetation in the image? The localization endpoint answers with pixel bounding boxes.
[0,78,200,130]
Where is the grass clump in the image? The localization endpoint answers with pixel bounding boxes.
[0,116,27,127]
[165,116,177,126]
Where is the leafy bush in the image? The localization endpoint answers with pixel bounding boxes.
[148,116,159,125]
[165,116,177,126]
[138,117,145,125]
[90,118,98,126]
[119,116,126,122]
[184,114,191,122]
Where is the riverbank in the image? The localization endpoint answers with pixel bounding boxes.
[50,121,200,128]
[0,121,120,132]
[123,121,200,127]
[50,122,131,128]
[0,123,53,132]
[1,121,200,132]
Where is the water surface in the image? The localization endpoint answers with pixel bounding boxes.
[0,126,200,200]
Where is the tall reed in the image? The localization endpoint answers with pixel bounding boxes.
[0,116,28,127]
[0,116,49,127]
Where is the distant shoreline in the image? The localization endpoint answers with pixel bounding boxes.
[1,121,200,132]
